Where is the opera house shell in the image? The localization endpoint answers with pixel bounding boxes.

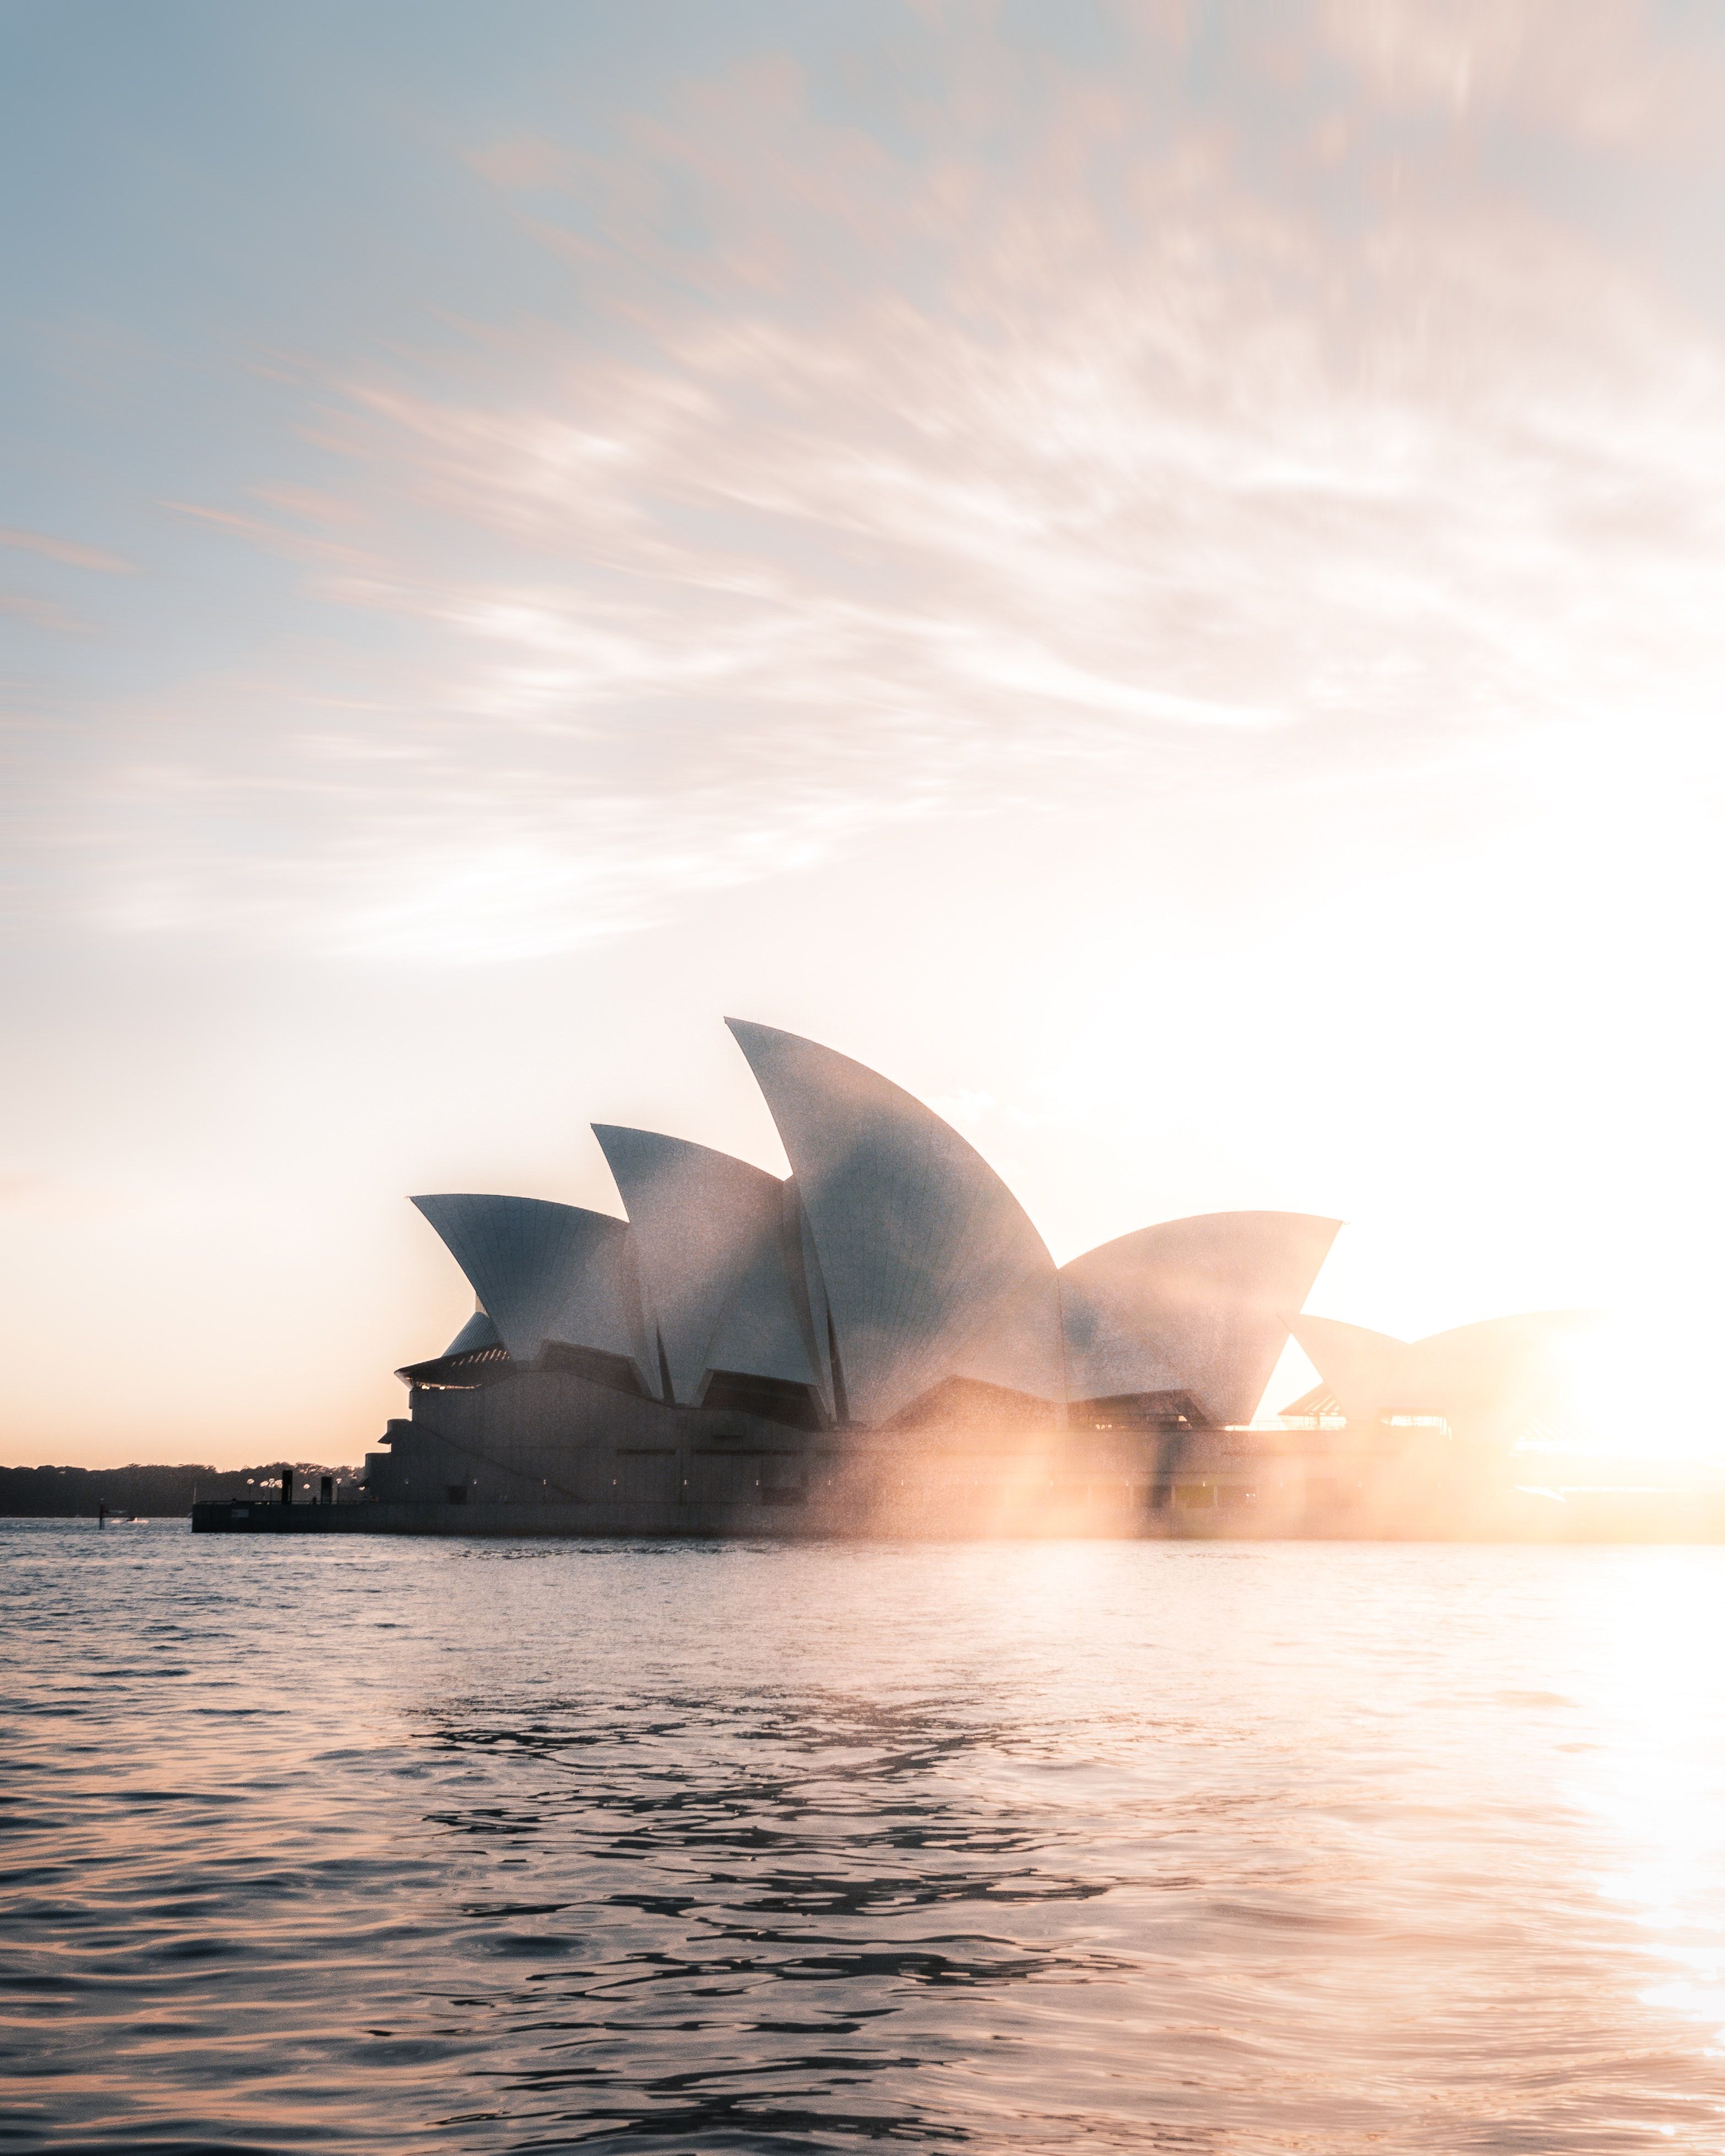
[343,1017,1588,1538]
[1283,1310,1595,1446]
[360,1019,1343,1529]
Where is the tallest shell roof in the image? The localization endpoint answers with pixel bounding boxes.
[726,1018,1056,1426]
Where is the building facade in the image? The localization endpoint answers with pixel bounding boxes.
[361,1018,1340,1533]
[316,1018,1594,1540]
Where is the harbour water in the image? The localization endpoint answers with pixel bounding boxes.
[5,1521,1725,2152]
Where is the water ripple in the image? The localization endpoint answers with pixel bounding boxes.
[6,1525,1725,2151]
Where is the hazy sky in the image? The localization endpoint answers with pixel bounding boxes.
[4,1,1723,1467]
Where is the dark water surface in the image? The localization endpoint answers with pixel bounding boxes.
[5,1525,1725,2153]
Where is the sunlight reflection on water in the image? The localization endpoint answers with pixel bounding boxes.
[4,1525,1725,2152]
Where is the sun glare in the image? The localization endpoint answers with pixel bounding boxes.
[1571,1554,1725,2049]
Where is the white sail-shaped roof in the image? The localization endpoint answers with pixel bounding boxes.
[785,1178,837,1416]
[592,1126,816,1404]
[701,1192,822,1399]
[726,1018,1057,1426]
[1290,1309,1592,1440]
[1286,1315,1408,1426]
[1062,1211,1340,1425]
[442,1306,502,1357]
[950,1271,1066,1401]
[411,1194,650,1381]
[1405,1310,1592,1442]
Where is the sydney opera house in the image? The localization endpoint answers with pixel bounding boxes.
[280,1017,1596,1540]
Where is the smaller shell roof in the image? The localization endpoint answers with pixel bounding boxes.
[1292,1308,1597,1439]
[1285,1315,1408,1425]
[1062,1211,1340,1426]
[1404,1310,1596,1438]
[411,1193,647,1377]
[592,1125,816,1403]
[442,1307,504,1358]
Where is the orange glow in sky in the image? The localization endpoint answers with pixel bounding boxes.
[2,3,1722,1467]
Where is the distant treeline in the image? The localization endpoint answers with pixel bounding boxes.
[0,1463,364,1518]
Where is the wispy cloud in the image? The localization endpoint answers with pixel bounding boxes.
[1317,0,1714,141]
[17,2,1725,961]
[0,527,133,573]
[1,591,90,633]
